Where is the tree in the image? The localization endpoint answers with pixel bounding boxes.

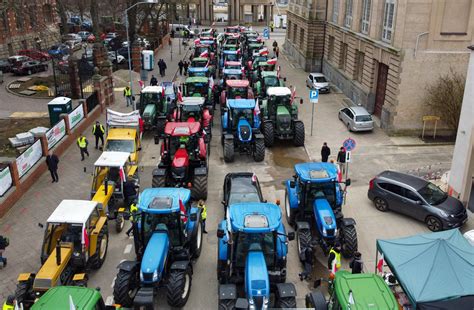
[56,0,70,34]
[90,0,100,35]
[423,69,465,132]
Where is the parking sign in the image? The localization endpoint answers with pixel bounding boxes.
[309,89,319,103]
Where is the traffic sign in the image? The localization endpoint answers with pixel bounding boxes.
[343,138,356,151]
[345,151,351,163]
[263,27,270,39]
[310,89,319,103]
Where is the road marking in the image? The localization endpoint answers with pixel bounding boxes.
[110,276,116,288]
[124,244,133,254]
[105,296,114,305]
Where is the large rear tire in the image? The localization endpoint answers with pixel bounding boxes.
[297,228,312,262]
[253,138,265,162]
[219,298,236,310]
[285,191,296,227]
[113,268,139,308]
[89,225,109,269]
[166,267,192,308]
[293,121,305,146]
[192,174,208,200]
[15,279,33,309]
[152,174,166,188]
[115,214,124,233]
[191,219,203,258]
[276,296,297,309]
[223,139,234,163]
[263,121,275,147]
[305,291,327,309]
[341,224,358,258]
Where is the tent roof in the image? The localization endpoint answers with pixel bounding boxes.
[377,229,474,306]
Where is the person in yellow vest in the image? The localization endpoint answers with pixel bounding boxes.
[2,295,14,310]
[77,134,89,161]
[328,243,342,275]
[92,121,105,149]
[126,201,139,237]
[123,86,132,107]
[197,200,207,234]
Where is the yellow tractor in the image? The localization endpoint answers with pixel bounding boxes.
[105,109,141,164]
[15,200,109,309]
[91,151,139,232]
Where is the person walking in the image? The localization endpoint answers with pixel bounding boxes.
[178,60,184,76]
[270,21,274,32]
[92,121,105,149]
[321,142,331,162]
[2,295,14,310]
[350,252,363,274]
[123,178,139,206]
[328,243,342,275]
[337,147,347,175]
[123,86,132,107]
[77,134,89,161]
[272,40,278,49]
[197,200,208,233]
[45,151,59,183]
[150,75,158,86]
[161,60,167,76]
[183,61,189,76]
[157,59,163,77]
[275,46,280,58]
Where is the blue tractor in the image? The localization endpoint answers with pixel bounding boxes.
[113,188,203,309]
[217,202,298,309]
[221,99,265,163]
[285,163,357,267]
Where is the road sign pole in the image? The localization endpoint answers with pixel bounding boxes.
[311,100,315,136]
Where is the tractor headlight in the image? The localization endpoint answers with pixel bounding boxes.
[263,296,269,309]
[140,271,144,282]
[322,227,327,237]
[152,270,159,282]
[248,298,255,309]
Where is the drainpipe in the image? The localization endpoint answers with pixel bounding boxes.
[414,32,429,58]
[320,0,329,72]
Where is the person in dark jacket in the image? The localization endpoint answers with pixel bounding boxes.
[178,60,184,75]
[183,61,189,75]
[0,235,9,268]
[45,151,59,183]
[350,252,363,274]
[150,75,158,86]
[337,147,347,175]
[123,179,139,206]
[92,121,105,149]
[321,142,331,162]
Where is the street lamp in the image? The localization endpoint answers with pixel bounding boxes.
[125,0,158,110]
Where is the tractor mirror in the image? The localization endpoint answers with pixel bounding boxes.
[300,98,303,104]
[290,180,296,188]
[313,279,322,288]
[190,213,197,221]
[345,178,351,186]
[275,199,280,205]
[287,232,295,241]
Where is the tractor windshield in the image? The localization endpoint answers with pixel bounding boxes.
[186,83,208,96]
[225,74,242,81]
[305,182,337,208]
[141,212,183,247]
[195,46,209,56]
[225,65,241,70]
[105,139,135,153]
[225,54,239,62]
[229,178,260,205]
[264,76,279,87]
[232,109,254,128]
[235,232,275,267]
[191,59,208,68]
[139,93,163,112]
[226,38,239,45]
[271,95,291,107]
[189,71,208,77]
[229,87,248,99]
[168,135,196,155]
[262,64,275,72]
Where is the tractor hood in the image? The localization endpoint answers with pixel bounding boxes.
[314,198,337,238]
[237,118,253,142]
[276,106,291,133]
[276,105,290,116]
[172,148,190,168]
[143,103,157,118]
[245,249,270,308]
[141,232,169,284]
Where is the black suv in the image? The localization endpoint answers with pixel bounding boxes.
[222,172,265,215]
[368,171,467,231]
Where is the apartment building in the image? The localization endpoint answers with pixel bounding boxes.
[322,0,473,133]
[0,0,60,58]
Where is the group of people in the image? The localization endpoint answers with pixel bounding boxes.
[321,142,348,175]
[178,60,190,76]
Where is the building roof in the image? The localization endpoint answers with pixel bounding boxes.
[164,121,201,136]
[94,151,130,167]
[138,188,191,214]
[267,87,291,97]
[141,86,164,94]
[227,99,256,109]
[47,200,97,224]
[226,79,249,88]
[294,162,338,183]
[180,97,205,106]
[229,203,281,233]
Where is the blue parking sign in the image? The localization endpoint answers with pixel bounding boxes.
[263,27,270,39]
[309,89,319,103]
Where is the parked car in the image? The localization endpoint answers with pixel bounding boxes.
[58,58,69,74]
[0,58,12,72]
[18,49,51,62]
[338,106,374,132]
[61,33,82,44]
[117,47,130,60]
[12,60,48,75]
[306,72,330,93]
[8,55,32,68]
[81,21,93,31]
[77,31,91,41]
[107,51,125,64]
[48,44,70,57]
[368,171,468,231]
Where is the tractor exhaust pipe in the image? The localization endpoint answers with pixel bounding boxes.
[56,239,61,265]
[104,178,108,195]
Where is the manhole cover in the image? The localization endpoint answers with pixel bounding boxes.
[9,83,21,89]
[19,90,37,96]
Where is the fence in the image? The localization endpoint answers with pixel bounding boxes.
[16,140,43,179]
[46,119,67,149]
[86,91,99,113]
[68,104,85,130]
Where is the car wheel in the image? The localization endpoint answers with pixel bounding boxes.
[338,113,342,121]
[373,197,389,212]
[425,216,442,232]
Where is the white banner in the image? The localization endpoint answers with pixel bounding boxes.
[46,119,66,149]
[106,109,140,128]
[68,104,85,129]
[16,140,43,178]
[0,167,12,197]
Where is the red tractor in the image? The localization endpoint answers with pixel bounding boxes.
[152,122,208,199]
[219,79,254,111]
[170,96,213,142]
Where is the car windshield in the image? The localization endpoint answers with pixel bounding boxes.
[235,232,275,267]
[264,76,279,87]
[142,212,182,246]
[355,115,372,122]
[314,76,327,83]
[418,183,447,205]
[305,182,337,208]
[105,140,135,153]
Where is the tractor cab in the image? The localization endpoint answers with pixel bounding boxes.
[217,203,297,309]
[254,71,285,98]
[105,109,141,163]
[220,50,241,68]
[200,28,217,38]
[219,69,244,89]
[246,43,264,60]
[190,56,209,68]
[183,76,210,97]
[224,36,240,47]
[138,86,166,131]
[223,99,259,132]
[220,80,253,110]
[193,44,215,61]
[188,66,210,78]
[248,54,268,71]
[172,97,212,140]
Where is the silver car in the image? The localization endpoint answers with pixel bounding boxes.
[338,106,374,132]
[306,73,330,93]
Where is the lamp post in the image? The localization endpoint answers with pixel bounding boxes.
[125,0,158,110]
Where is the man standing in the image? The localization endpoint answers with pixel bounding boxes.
[183,61,189,75]
[337,146,347,175]
[92,121,105,149]
[45,151,59,183]
[321,142,331,162]
[150,75,158,86]
[350,252,363,274]
[158,59,163,76]
[178,60,184,76]
[275,46,280,58]
[198,200,208,233]
[123,86,132,107]
[161,60,167,76]
[123,178,139,206]
[327,243,342,275]
[77,134,89,161]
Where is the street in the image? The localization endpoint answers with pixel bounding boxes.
[0,27,471,308]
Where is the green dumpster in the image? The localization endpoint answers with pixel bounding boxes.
[48,96,72,126]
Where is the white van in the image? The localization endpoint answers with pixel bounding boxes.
[169,24,194,38]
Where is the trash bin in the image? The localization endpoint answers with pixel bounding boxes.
[48,96,72,126]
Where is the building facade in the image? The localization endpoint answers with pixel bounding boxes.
[322,0,474,133]
[0,0,60,58]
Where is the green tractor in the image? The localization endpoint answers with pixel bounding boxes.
[190,57,216,78]
[305,270,398,310]
[254,71,286,99]
[137,86,168,135]
[183,76,214,110]
[260,86,305,147]
[251,61,277,86]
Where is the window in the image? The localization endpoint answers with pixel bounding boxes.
[332,0,340,23]
[300,28,305,48]
[418,183,448,205]
[354,51,364,82]
[440,0,470,35]
[361,0,371,34]
[328,36,335,61]
[402,189,420,202]
[344,0,353,28]
[293,24,297,44]
[380,183,403,196]
[382,0,396,43]
[339,43,347,70]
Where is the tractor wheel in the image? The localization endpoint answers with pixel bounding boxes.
[156,118,166,136]
[296,229,312,262]
[89,225,109,269]
[113,268,139,308]
[276,296,297,308]
[305,291,327,309]
[223,139,234,163]
[115,214,124,233]
[285,191,296,227]
[166,267,192,308]
[253,138,265,162]
[192,174,208,200]
[15,279,32,308]
[293,121,305,146]
[219,298,236,310]
[190,218,203,259]
[263,121,275,147]
[152,174,166,188]
[341,225,358,258]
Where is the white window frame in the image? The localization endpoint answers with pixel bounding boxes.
[382,0,396,43]
[344,0,353,28]
[332,0,340,23]
[361,0,371,34]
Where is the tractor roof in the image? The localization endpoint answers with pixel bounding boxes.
[200,40,214,45]
[223,68,243,75]
[106,128,137,140]
[225,61,241,66]
[164,121,201,136]
[227,98,256,109]
[261,71,279,78]
[229,203,281,233]
[185,76,209,83]
[294,162,338,183]
[139,188,191,214]
[94,151,130,167]
[31,286,101,310]
[226,79,249,88]
[192,57,208,61]
[223,50,239,54]
[47,200,97,224]
[180,97,205,106]
[249,42,263,47]
[188,67,209,73]
[267,87,291,97]
[141,86,164,94]
[334,271,398,310]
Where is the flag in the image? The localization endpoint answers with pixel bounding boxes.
[348,290,355,308]
[267,58,277,65]
[291,87,296,102]
[209,77,214,90]
[69,295,76,310]
[177,88,183,102]
[377,253,384,273]
[259,48,269,56]
[194,38,200,44]
[82,225,89,248]
[119,167,126,182]
[179,199,188,223]
[200,50,209,58]
[251,173,257,183]
[254,99,260,117]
